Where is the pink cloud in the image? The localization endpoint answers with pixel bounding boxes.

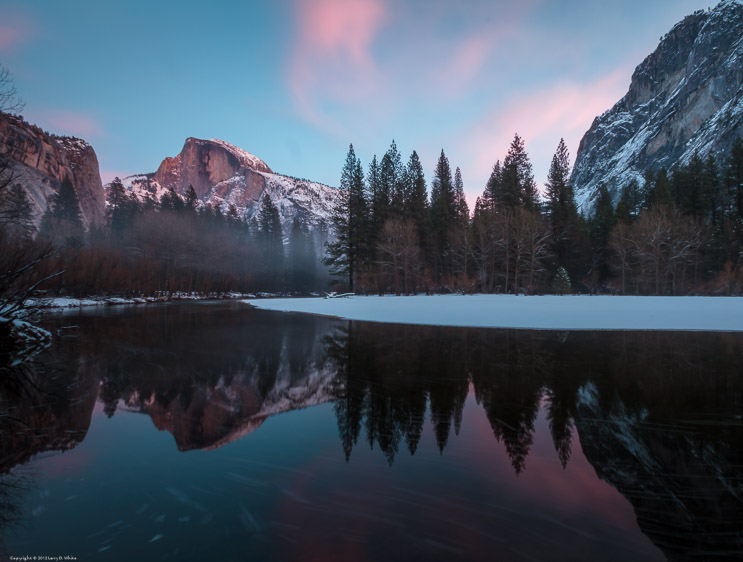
[0,11,35,54]
[31,110,105,139]
[431,32,495,98]
[459,65,632,202]
[299,0,385,65]
[288,0,388,133]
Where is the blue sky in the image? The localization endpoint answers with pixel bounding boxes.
[0,0,713,204]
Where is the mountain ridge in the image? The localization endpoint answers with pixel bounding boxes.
[572,0,743,210]
[117,136,340,235]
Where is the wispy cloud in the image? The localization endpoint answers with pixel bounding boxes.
[31,110,105,139]
[288,0,388,133]
[430,31,495,98]
[0,10,35,54]
[459,66,631,200]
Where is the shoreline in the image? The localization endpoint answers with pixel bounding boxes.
[244,294,743,332]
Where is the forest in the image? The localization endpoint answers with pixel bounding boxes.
[326,136,743,295]
[1,81,743,308]
[0,164,324,307]
[1,133,742,309]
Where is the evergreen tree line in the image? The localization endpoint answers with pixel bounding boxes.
[326,136,743,295]
[0,175,329,297]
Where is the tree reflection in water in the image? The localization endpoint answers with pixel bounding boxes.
[0,302,741,559]
[325,322,743,558]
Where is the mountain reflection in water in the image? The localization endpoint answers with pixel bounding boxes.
[0,302,741,560]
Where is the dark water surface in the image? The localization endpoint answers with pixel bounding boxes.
[1,301,742,561]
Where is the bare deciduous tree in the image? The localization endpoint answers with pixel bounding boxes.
[377,218,422,295]
[609,207,706,295]
[0,64,24,115]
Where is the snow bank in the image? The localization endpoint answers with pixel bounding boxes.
[27,293,253,311]
[2,317,52,365]
[243,294,743,332]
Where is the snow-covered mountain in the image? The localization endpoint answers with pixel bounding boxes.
[572,0,743,211]
[117,137,341,234]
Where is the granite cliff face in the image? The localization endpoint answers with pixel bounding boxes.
[0,112,105,228]
[123,137,340,234]
[152,137,272,199]
[572,0,743,211]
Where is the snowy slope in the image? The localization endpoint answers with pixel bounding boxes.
[208,171,340,231]
[572,0,743,211]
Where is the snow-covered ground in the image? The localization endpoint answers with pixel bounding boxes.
[27,293,254,310]
[244,294,743,331]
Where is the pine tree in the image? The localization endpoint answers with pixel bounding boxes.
[106,177,131,237]
[429,149,455,281]
[678,156,704,216]
[258,193,284,288]
[655,167,673,209]
[384,140,404,217]
[704,154,721,225]
[728,136,743,219]
[483,160,502,210]
[403,151,427,224]
[39,175,84,246]
[349,157,368,276]
[591,184,616,242]
[616,179,641,223]
[453,167,469,223]
[213,205,225,224]
[642,167,673,210]
[185,185,199,213]
[226,204,240,228]
[551,266,571,295]
[589,184,616,283]
[160,187,184,212]
[0,183,34,239]
[325,144,367,291]
[366,154,383,256]
[402,150,428,264]
[500,134,538,210]
[544,139,572,221]
[544,139,581,273]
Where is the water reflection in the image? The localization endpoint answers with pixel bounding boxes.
[326,323,743,558]
[0,302,741,559]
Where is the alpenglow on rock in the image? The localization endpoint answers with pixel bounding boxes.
[0,111,106,228]
[571,0,743,212]
[119,137,341,235]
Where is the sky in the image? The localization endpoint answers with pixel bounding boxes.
[0,0,714,206]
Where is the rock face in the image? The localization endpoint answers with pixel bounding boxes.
[153,137,273,199]
[123,137,341,235]
[0,112,105,228]
[572,0,743,211]
[575,382,743,560]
